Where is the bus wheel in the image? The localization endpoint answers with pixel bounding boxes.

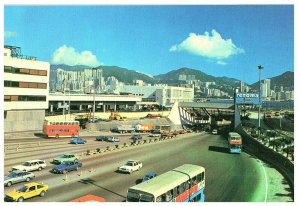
[55,134,59,139]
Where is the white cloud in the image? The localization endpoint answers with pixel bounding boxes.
[4,31,16,38]
[170,30,244,64]
[51,45,101,67]
[217,60,227,65]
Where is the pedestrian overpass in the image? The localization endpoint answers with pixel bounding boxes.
[168,101,239,130]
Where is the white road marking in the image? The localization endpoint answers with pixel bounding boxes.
[258,159,268,202]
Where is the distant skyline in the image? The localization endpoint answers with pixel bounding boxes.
[4,5,294,84]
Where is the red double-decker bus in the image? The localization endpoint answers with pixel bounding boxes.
[70,194,105,202]
[43,120,80,138]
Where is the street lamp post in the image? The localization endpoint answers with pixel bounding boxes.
[92,68,96,122]
[258,65,264,136]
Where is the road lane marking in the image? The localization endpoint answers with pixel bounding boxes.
[258,159,268,202]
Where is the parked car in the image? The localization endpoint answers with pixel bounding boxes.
[107,136,120,142]
[96,136,109,141]
[89,118,99,123]
[12,160,47,172]
[212,129,218,135]
[5,182,48,202]
[4,170,35,187]
[51,161,82,174]
[70,137,87,144]
[53,154,80,164]
[118,160,142,174]
[131,135,142,140]
[142,172,157,183]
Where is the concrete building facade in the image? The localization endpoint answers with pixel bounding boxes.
[120,85,194,107]
[4,46,50,132]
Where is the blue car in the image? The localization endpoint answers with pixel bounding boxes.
[142,172,157,182]
[51,161,82,174]
[131,135,142,140]
[70,137,86,144]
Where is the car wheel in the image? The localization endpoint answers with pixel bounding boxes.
[40,191,45,197]
[17,197,24,202]
[7,181,12,187]
[38,167,42,171]
[26,177,30,182]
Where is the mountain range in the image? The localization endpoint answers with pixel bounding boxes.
[50,64,294,91]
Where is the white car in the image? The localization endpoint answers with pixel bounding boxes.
[212,129,218,135]
[12,160,47,172]
[118,160,142,174]
[148,132,160,137]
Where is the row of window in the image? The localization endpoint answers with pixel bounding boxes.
[50,129,71,133]
[4,66,47,76]
[4,95,46,102]
[156,172,205,202]
[47,122,79,126]
[4,80,47,89]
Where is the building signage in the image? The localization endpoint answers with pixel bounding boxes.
[235,93,260,105]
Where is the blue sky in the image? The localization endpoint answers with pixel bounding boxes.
[4,5,294,84]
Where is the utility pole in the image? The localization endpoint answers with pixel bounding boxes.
[258,65,264,137]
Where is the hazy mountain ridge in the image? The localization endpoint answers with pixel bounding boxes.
[50,64,293,90]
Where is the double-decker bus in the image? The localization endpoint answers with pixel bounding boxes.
[70,194,105,202]
[228,132,242,153]
[126,164,205,202]
[43,120,80,138]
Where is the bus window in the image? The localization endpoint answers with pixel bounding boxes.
[196,174,201,182]
[173,187,178,197]
[156,195,162,202]
[166,190,173,201]
[201,172,205,181]
[127,191,140,202]
[191,176,197,185]
[179,183,185,193]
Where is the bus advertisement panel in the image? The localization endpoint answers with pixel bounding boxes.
[127,164,205,202]
[43,120,80,138]
[228,132,242,154]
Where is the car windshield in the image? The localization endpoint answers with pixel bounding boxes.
[126,162,133,166]
[63,155,70,158]
[22,162,31,166]
[18,186,28,192]
[143,176,150,181]
[7,172,17,178]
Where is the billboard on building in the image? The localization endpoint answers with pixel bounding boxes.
[235,93,260,105]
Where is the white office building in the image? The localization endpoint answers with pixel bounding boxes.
[4,46,50,132]
[120,85,194,107]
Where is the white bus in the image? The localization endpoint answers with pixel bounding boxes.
[126,164,205,202]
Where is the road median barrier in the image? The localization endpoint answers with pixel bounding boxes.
[236,124,294,198]
[63,174,68,182]
[78,171,83,177]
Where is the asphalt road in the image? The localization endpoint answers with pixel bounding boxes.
[4,132,293,202]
